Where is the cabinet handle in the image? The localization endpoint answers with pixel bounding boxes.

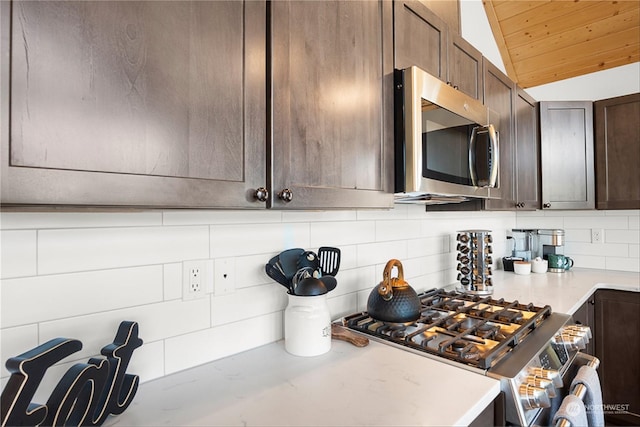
[543,203,551,209]
[516,202,525,208]
[279,188,293,203]
[254,187,269,202]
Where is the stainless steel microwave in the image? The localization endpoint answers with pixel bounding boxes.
[394,66,501,203]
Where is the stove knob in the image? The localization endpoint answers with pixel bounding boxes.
[519,383,551,410]
[554,332,587,351]
[528,367,563,388]
[525,375,557,398]
[564,324,592,340]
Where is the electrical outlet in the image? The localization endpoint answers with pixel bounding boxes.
[591,228,604,244]
[214,257,236,295]
[183,260,208,300]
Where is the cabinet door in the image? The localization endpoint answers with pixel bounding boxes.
[539,101,595,210]
[571,293,594,355]
[270,1,394,209]
[595,93,640,210]
[594,290,640,425]
[1,1,266,208]
[448,32,483,101]
[483,61,515,210]
[513,88,539,210]
[394,0,448,81]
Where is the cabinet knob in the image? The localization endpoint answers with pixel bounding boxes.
[254,187,269,202]
[279,188,293,203]
[543,203,551,209]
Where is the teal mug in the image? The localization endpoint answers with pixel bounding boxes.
[548,254,574,272]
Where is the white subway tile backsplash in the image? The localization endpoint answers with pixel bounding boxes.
[0,211,163,230]
[565,242,628,257]
[164,311,282,375]
[0,324,38,377]
[358,206,408,220]
[38,298,210,360]
[210,223,309,258]
[375,219,422,242]
[356,240,408,267]
[1,207,637,388]
[407,236,448,258]
[569,255,606,270]
[605,229,640,244]
[1,266,163,328]
[606,256,640,272]
[163,262,183,300]
[563,216,628,230]
[327,292,358,320]
[284,210,357,223]
[129,340,165,383]
[310,221,375,247]
[329,266,377,296]
[163,209,282,226]
[515,216,564,230]
[1,230,37,278]
[236,253,277,289]
[564,229,592,243]
[38,226,209,275]
[211,284,287,326]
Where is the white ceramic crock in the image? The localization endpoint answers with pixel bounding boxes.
[284,293,331,357]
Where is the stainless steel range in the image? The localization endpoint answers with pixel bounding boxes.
[339,288,597,426]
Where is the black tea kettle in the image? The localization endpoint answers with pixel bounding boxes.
[367,259,420,323]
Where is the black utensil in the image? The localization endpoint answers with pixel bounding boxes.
[295,277,328,296]
[319,275,337,292]
[268,254,285,275]
[265,263,289,289]
[297,250,320,272]
[278,248,305,281]
[318,247,341,276]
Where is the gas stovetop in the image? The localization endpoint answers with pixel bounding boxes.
[341,288,552,370]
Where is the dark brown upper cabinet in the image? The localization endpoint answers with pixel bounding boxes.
[513,88,540,210]
[483,61,515,210]
[269,1,394,209]
[594,93,640,210]
[539,101,595,210]
[394,0,482,101]
[1,1,267,208]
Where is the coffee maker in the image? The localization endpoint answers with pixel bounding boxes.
[509,228,565,260]
[536,229,565,260]
[510,229,535,260]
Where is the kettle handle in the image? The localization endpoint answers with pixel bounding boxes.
[378,259,405,301]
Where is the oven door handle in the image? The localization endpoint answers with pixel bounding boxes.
[555,353,600,427]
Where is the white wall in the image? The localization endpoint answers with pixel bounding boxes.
[525,62,640,101]
[460,0,505,74]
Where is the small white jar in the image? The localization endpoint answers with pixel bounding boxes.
[284,293,331,357]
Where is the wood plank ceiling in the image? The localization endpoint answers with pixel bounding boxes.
[483,0,640,88]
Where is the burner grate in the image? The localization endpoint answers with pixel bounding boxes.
[343,288,552,369]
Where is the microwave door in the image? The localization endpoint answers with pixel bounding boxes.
[469,124,499,188]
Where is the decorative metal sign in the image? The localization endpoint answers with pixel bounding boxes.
[1,321,143,427]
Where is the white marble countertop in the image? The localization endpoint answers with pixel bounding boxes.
[105,268,639,427]
[488,267,639,315]
[105,339,501,427]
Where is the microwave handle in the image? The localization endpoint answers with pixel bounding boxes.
[469,125,499,187]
